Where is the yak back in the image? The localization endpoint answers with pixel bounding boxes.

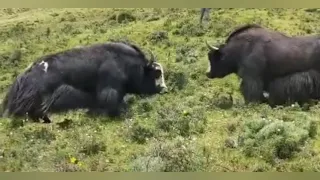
[226,24,263,43]
[225,24,290,44]
[26,41,151,72]
[23,41,152,93]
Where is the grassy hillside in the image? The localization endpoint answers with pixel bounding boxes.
[1,8,320,172]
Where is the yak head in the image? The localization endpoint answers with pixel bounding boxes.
[136,50,168,95]
[205,41,236,79]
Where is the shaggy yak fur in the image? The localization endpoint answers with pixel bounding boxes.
[205,23,320,106]
[1,41,168,123]
[265,70,320,106]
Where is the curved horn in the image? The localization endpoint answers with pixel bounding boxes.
[206,40,219,50]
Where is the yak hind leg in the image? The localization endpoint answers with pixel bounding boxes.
[47,85,96,113]
[266,70,320,107]
[24,93,52,123]
[36,84,94,123]
[27,109,51,123]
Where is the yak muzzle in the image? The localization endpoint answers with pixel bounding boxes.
[159,85,169,94]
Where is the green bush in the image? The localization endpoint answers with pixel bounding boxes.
[238,116,317,163]
[130,136,207,172]
[155,103,207,138]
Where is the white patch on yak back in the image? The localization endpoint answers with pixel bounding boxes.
[39,60,49,72]
[153,62,167,89]
[74,45,84,49]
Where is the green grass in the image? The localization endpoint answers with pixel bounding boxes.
[1,8,320,172]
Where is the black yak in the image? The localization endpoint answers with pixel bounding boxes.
[205,23,320,105]
[1,41,168,123]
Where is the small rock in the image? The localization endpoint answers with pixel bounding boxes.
[225,138,237,148]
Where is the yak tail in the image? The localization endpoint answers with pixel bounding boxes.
[1,72,42,118]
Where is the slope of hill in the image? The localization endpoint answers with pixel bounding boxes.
[1,8,320,172]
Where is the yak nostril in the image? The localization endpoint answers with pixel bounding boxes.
[160,86,168,94]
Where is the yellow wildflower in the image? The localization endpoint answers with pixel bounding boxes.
[70,157,78,164]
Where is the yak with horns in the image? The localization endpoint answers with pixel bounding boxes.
[1,41,168,123]
[205,23,320,106]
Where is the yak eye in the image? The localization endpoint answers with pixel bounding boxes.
[154,69,162,79]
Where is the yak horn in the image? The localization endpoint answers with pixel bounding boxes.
[206,41,219,50]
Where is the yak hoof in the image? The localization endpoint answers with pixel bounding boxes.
[42,116,52,123]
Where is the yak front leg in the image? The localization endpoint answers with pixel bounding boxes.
[240,76,265,104]
[88,87,125,118]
